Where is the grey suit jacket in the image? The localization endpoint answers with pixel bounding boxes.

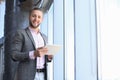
[11,27,49,80]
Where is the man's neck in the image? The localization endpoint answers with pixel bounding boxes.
[29,26,40,33]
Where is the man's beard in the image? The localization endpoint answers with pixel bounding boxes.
[29,22,40,28]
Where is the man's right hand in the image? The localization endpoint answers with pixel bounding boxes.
[34,47,48,57]
[34,49,40,57]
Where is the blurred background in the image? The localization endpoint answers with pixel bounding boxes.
[0,0,120,80]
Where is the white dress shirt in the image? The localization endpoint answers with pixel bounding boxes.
[29,27,45,69]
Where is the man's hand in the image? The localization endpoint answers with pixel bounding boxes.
[48,55,53,60]
[34,47,48,57]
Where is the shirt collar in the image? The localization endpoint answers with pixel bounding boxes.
[29,26,40,34]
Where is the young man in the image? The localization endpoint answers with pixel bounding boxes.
[11,8,53,80]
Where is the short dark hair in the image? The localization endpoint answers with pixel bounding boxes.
[29,7,44,15]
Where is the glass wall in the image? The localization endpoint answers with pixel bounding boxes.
[96,0,120,80]
[53,0,64,79]
[75,0,97,80]
[42,0,98,80]
[64,0,75,79]
[0,1,5,38]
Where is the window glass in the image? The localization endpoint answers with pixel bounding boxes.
[97,0,120,79]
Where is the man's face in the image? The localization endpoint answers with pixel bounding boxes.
[29,10,43,28]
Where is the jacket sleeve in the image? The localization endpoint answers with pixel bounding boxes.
[10,30,30,62]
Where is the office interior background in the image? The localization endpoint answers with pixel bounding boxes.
[0,0,120,80]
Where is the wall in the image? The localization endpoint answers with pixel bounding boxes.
[41,0,98,80]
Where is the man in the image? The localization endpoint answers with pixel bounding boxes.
[11,7,53,80]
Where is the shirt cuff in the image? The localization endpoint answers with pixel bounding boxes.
[29,51,35,60]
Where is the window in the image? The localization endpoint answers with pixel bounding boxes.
[97,0,120,79]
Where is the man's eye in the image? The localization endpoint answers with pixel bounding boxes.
[32,15,36,17]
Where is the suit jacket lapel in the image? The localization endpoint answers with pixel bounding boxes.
[25,27,36,49]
